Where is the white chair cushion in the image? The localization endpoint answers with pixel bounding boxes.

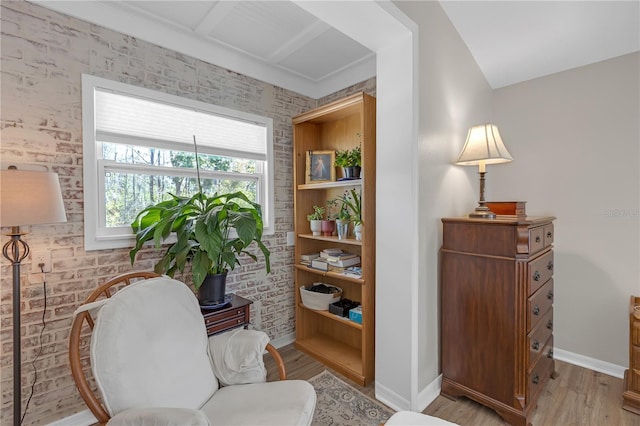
[201,379,316,425]
[208,329,268,386]
[107,407,210,426]
[91,276,218,415]
[386,411,459,425]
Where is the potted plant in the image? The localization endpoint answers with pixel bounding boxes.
[341,188,362,240]
[334,145,361,179]
[322,198,339,236]
[307,205,324,236]
[333,195,352,240]
[129,190,271,306]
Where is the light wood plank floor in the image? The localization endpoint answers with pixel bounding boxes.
[266,344,640,426]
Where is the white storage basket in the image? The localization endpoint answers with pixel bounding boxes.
[300,284,342,310]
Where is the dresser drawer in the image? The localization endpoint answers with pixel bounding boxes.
[528,250,554,296]
[543,224,554,247]
[527,336,554,403]
[633,320,640,346]
[528,309,553,368]
[528,279,554,331]
[204,306,247,324]
[206,316,248,335]
[529,226,545,254]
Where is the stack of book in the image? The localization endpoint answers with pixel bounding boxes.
[309,248,361,271]
[299,252,319,266]
[343,266,362,278]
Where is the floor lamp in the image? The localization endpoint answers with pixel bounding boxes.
[0,167,66,426]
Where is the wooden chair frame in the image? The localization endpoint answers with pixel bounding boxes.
[68,271,286,425]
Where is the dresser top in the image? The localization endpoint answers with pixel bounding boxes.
[442,216,556,226]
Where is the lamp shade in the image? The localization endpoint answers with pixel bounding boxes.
[0,169,67,227]
[456,124,513,167]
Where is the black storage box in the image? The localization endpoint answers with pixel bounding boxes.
[329,299,359,317]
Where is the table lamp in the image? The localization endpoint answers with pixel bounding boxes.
[456,124,513,219]
[1,167,67,425]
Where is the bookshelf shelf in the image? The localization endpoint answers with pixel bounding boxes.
[295,335,364,385]
[298,234,362,246]
[298,304,363,330]
[294,264,364,284]
[297,180,362,191]
[292,92,376,386]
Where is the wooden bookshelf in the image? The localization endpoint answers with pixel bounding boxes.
[292,92,376,386]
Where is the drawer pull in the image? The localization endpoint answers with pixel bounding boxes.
[532,340,540,350]
[535,235,541,243]
[236,310,242,315]
[547,319,553,330]
[532,374,540,385]
[547,349,554,359]
[533,305,540,316]
[547,261,554,271]
[533,271,541,282]
[547,290,554,301]
[546,231,553,239]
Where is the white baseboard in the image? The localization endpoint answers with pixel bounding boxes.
[48,409,96,426]
[554,347,626,379]
[375,374,441,413]
[416,374,442,412]
[269,332,295,349]
[375,379,411,412]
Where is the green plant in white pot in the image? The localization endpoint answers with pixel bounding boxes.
[307,205,324,236]
[129,190,271,305]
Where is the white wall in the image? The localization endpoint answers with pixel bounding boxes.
[392,1,494,408]
[491,52,640,367]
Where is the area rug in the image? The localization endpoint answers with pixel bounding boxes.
[308,370,395,426]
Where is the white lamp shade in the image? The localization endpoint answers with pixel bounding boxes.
[456,124,513,166]
[0,169,67,227]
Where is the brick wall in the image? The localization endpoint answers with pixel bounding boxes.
[0,1,375,424]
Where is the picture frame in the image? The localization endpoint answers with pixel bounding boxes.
[305,150,336,184]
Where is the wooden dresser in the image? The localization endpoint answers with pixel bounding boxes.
[623,295,640,414]
[441,216,556,426]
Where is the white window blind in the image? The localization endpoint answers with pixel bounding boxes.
[95,90,268,161]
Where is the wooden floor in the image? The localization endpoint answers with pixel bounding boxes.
[266,344,640,425]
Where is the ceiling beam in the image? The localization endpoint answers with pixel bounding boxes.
[193,1,238,36]
[267,20,330,64]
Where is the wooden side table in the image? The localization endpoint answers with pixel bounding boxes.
[201,293,252,336]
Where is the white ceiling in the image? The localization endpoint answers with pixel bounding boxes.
[34,1,640,98]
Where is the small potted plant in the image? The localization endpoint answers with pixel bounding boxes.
[334,145,361,179]
[341,188,362,240]
[322,198,339,236]
[307,205,324,236]
[334,197,351,240]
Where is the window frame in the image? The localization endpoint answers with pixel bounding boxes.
[82,74,275,251]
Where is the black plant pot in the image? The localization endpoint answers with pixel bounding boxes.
[198,272,228,305]
[342,166,361,179]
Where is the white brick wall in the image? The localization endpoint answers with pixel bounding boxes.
[0,1,375,424]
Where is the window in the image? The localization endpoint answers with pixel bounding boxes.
[82,74,274,251]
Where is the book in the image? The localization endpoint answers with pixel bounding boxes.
[327,256,361,268]
[310,258,329,271]
[300,253,320,261]
[324,252,358,262]
[320,248,343,259]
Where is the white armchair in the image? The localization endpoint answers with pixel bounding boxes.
[69,272,316,426]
